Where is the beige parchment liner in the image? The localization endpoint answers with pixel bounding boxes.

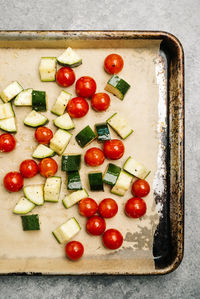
[0,41,161,274]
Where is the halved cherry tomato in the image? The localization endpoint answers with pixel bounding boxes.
[125,197,147,218]
[91,93,110,112]
[84,147,105,166]
[20,159,38,178]
[103,139,125,160]
[65,241,84,261]
[56,67,75,87]
[104,54,124,74]
[38,158,58,178]
[75,76,96,98]
[79,197,98,218]
[35,127,53,144]
[98,198,118,218]
[67,97,89,118]
[3,171,24,192]
[0,133,16,152]
[86,215,106,236]
[102,229,123,250]
[132,179,150,197]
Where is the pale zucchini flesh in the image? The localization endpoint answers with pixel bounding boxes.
[0,81,23,103]
[51,91,72,116]
[52,217,81,244]
[123,157,150,179]
[107,113,133,139]
[44,176,61,202]
[13,197,35,215]
[23,185,44,206]
[39,57,57,82]
[111,170,133,196]
[0,117,17,133]
[32,144,55,159]
[24,110,48,127]
[50,129,72,155]
[57,47,82,67]
[14,88,32,106]
[62,189,88,208]
[53,113,74,130]
[0,103,14,120]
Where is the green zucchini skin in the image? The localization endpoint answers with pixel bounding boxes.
[88,172,104,191]
[105,75,130,100]
[103,163,121,186]
[32,90,47,112]
[61,155,81,171]
[95,123,111,142]
[75,125,96,148]
[21,214,40,231]
[67,171,82,190]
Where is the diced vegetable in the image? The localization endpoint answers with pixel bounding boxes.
[24,110,48,127]
[50,129,72,155]
[111,170,133,196]
[75,125,96,148]
[53,113,74,130]
[14,88,32,106]
[52,217,81,243]
[57,47,82,68]
[103,163,121,186]
[107,113,133,139]
[105,75,130,100]
[23,185,44,206]
[32,144,55,159]
[0,102,14,120]
[0,117,17,133]
[123,156,150,179]
[0,81,23,103]
[51,90,71,116]
[13,197,35,215]
[88,172,104,191]
[95,123,111,141]
[67,171,82,190]
[21,214,40,231]
[39,57,56,82]
[61,154,81,171]
[44,176,61,202]
[62,189,88,209]
[32,90,47,112]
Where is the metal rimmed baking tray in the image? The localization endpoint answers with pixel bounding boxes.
[0,31,184,275]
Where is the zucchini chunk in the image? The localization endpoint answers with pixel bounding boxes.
[0,81,23,103]
[24,110,48,127]
[107,112,133,139]
[13,197,35,215]
[14,88,32,106]
[51,90,71,116]
[105,75,130,100]
[95,123,111,142]
[23,185,44,206]
[103,163,121,186]
[44,176,61,202]
[39,57,56,82]
[32,144,55,159]
[57,47,82,68]
[123,156,150,179]
[0,102,14,120]
[52,217,81,244]
[111,170,133,196]
[67,171,82,190]
[62,189,88,209]
[50,129,72,155]
[32,90,47,112]
[88,172,104,191]
[75,125,96,148]
[0,117,17,133]
[61,154,81,171]
[53,113,74,130]
[21,214,40,231]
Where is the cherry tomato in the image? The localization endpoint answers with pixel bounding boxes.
[56,67,75,87]
[67,97,89,118]
[3,171,24,192]
[20,159,38,178]
[98,198,118,218]
[75,76,96,98]
[84,147,105,167]
[35,127,53,144]
[79,197,98,218]
[102,229,123,250]
[103,139,125,160]
[65,241,84,261]
[86,215,106,236]
[132,179,150,197]
[125,197,147,218]
[91,93,110,112]
[0,133,16,152]
[104,54,124,74]
[38,158,58,178]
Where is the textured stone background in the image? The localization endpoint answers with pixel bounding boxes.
[0,0,199,298]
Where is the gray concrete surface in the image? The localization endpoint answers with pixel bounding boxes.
[0,0,199,298]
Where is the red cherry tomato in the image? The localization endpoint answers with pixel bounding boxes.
[79,197,98,218]
[75,76,96,98]
[98,198,118,218]
[65,241,84,261]
[38,158,58,178]
[132,179,150,197]
[56,67,75,87]
[86,215,106,236]
[91,93,110,112]
[84,147,105,167]
[125,197,147,218]
[0,133,16,152]
[3,171,24,192]
[35,127,53,144]
[67,97,89,118]
[20,159,38,178]
[102,229,123,250]
[104,54,124,74]
[103,139,125,160]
